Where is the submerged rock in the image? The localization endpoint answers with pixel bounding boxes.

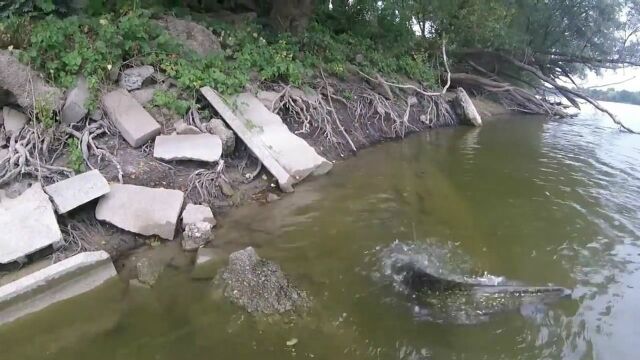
[216,247,310,314]
[182,222,213,251]
[136,258,163,286]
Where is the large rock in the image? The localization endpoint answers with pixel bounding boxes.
[206,118,235,155]
[0,50,63,112]
[174,120,201,135]
[119,65,154,91]
[192,247,225,279]
[102,89,161,147]
[136,257,163,287]
[155,16,222,57]
[0,183,63,265]
[95,184,184,240]
[217,247,310,314]
[44,170,110,214]
[153,134,222,162]
[181,204,216,229]
[453,88,482,127]
[60,77,90,124]
[200,88,332,192]
[130,87,156,105]
[2,107,28,136]
[0,251,117,325]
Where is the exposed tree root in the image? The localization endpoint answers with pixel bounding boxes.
[186,160,227,206]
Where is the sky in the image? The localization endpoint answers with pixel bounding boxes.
[581,68,640,91]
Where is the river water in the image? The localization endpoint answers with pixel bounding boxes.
[1,102,639,359]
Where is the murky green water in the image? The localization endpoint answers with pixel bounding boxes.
[2,102,639,359]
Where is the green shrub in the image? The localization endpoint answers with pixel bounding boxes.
[66,137,85,173]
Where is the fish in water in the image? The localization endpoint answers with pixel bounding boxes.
[377,241,572,324]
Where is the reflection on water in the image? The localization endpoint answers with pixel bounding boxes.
[1,102,639,359]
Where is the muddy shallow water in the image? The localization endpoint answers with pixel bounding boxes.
[1,102,639,360]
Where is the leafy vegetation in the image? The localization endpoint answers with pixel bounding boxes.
[65,137,85,173]
[583,88,640,106]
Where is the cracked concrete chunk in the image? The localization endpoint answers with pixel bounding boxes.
[44,170,110,214]
[181,204,216,229]
[61,77,90,124]
[2,107,28,136]
[119,65,154,91]
[102,89,161,147]
[0,183,62,265]
[153,134,222,162]
[182,222,212,251]
[0,251,117,325]
[95,184,184,240]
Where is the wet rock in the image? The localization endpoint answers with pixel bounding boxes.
[0,50,63,112]
[153,134,222,162]
[181,204,216,229]
[155,16,222,56]
[136,258,163,286]
[44,170,110,214]
[0,251,117,325]
[206,118,235,155]
[2,107,28,136]
[217,247,310,314]
[130,87,156,105]
[102,89,161,147]
[453,88,482,127]
[182,222,213,251]
[192,247,225,279]
[95,184,184,240]
[60,77,89,124]
[0,183,63,265]
[119,65,154,91]
[266,193,281,203]
[174,120,201,135]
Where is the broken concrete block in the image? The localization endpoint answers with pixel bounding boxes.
[102,89,161,147]
[44,170,110,214]
[60,77,90,124]
[130,87,156,105]
[0,183,62,265]
[206,118,235,155]
[0,251,117,325]
[153,134,222,162]
[119,65,154,91]
[2,107,28,136]
[181,204,216,229]
[182,222,213,251]
[200,88,332,192]
[95,184,184,240]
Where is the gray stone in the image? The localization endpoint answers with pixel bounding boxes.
[102,89,161,147]
[153,134,222,162]
[191,247,226,279]
[95,184,184,240]
[0,251,117,325]
[454,88,482,127]
[61,77,90,124]
[2,107,28,136]
[266,193,281,203]
[155,16,222,57]
[181,222,213,251]
[44,170,110,214]
[257,91,280,111]
[201,88,332,192]
[216,247,310,314]
[131,87,156,105]
[136,258,163,286]
[89,108,104,121]
[206,118,235,155]
[174,120,201,135]
[0,148,8,162]
[119,65,155,91]
[0,50,63,112]
[0,183,63,265]
[181,204,216,229]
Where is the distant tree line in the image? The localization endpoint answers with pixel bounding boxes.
[582,88,640,106]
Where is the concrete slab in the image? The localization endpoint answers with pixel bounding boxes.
[0,183,62,265]
[2,107,28,136]
[200,87,294,192]
[102,89,161,147]
[200,87,332,192]
[0,251,117,325]
[153,134,222,162]
[60,77,89,124]
[44,170,110,214]
[181,204,216,229]
[95,184,184,240]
